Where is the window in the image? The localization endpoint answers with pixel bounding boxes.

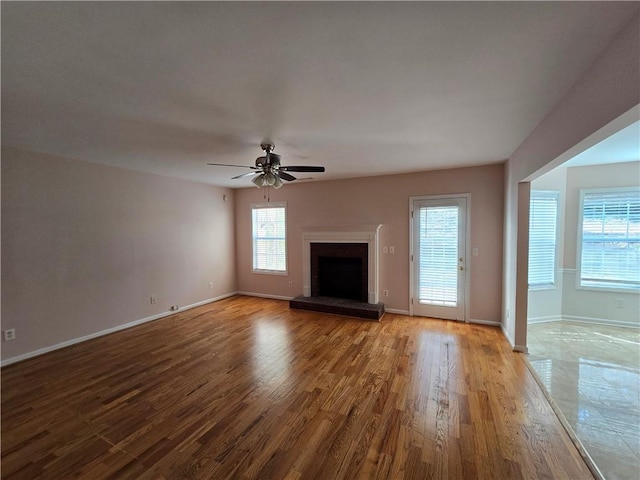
[579,188,640,290]
[251,202,287,274]
[528,191,559,288]
[418,204,460,306]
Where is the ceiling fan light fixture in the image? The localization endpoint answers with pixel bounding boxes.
[273,174,283,189]
[252,174,266,188]
[264,172,276,186]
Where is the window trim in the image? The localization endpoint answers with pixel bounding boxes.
[251,201,288,276]
[576,187,640,293]
[528,190,559,291]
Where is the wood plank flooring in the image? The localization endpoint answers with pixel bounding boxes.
[1,296,594,479]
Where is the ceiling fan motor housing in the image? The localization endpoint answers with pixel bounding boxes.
[255,153,281,168]
[269,153,281,167]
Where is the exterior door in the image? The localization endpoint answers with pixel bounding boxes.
[411,196,467,320]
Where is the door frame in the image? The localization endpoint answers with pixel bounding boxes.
[409,193,471,321]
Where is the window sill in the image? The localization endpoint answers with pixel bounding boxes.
[576,285,640,295]
[528,285,556,292]
[253,269,288,276]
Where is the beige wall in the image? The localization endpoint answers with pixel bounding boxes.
[234,164,504,323]
[504,14,639,350]
[1,147,237,362]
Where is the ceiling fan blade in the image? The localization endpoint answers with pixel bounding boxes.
[277,171,297,182]
[231,172,259,179]
[207,163,258,169]
[279,166,325,173]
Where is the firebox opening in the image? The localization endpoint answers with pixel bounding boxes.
[318,256,363,301]
[310,242,368,303]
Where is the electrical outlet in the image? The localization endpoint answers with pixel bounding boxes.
[209,282,214,290]
[3,329,16,341]
[150,295,157,304]
[288,281,293,288]
[170,305,179,311]
[383,290,389,297]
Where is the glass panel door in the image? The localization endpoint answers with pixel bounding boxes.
[412,197,467,320]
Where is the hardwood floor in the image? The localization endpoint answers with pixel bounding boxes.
[1,296,593,479]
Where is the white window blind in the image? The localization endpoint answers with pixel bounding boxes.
[252,203,287,273]
[579,189,640,290]
[418,205,458,306]
[528,191,558,288]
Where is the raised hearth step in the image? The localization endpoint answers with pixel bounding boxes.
[289,295,384,320]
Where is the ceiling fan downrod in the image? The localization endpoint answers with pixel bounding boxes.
[260,143,275,154]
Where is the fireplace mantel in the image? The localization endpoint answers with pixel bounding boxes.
[302,225,382,304]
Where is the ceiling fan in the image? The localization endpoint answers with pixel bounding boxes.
[207,143,325,189]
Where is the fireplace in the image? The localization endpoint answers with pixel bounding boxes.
[292,225,384,320]
[311,243,368,302]
[301,225,381,304]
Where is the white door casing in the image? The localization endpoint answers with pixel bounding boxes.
[410,195,469,321]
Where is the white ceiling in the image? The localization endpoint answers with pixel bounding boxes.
[564,121,640,167]
[2,2,638,188]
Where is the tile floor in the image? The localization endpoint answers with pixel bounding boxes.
[527,321,640,480]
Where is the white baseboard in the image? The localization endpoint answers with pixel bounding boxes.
[499,322,527,352]
[178,293,237,311]
[469,318,501,327]
[385,308,410,315]
[1,292,237,367]
[237,291,295,301]
[527,315,640,328]
[527,315,639,329]
[381,311,500,322]
[513,344,529,353]
[501,322,512,344]
[527,315,562,324]
[561,315,639,329]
